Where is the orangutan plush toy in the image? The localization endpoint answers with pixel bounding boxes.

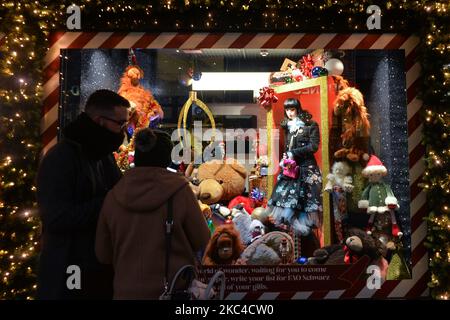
[332,75,350,92]
[118,65,164,131]
[333,87,371,163]
[202,224,244,266]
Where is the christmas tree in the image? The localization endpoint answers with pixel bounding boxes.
[0,4,48,299]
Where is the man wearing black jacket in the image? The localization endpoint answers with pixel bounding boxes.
[37,89,130,299]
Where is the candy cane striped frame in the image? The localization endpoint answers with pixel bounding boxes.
[40,32,427,299]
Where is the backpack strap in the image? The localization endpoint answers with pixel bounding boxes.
[163,194,174,292]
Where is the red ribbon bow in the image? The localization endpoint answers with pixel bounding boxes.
[258,87,278,109]
[299,54,314,79]
[343,245,360,264]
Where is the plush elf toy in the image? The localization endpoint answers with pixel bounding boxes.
[358,155,403,238]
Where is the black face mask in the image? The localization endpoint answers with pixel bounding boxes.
[94,126,125,157]
[64,113,125,159]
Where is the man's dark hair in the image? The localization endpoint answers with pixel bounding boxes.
[85,89,130,116]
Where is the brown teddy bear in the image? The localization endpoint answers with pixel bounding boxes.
[202,224,244,266]
[196,159,247,205]
[184,162,201,197]
[308,228,389,279]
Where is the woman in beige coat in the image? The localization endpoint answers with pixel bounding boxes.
[96,128,210,299]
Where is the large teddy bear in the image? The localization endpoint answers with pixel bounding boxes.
[196,159,247,205]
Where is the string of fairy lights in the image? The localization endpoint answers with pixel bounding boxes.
[0,1,56,300]
[417,0,449,299]
[0,0,449,300]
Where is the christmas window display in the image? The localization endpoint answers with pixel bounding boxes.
[263,75,410,279]
[58,46,412,297]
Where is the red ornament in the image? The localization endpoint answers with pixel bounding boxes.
[291,68,305,82]
[258,87,278,109]
[228,196,254,214]
[343,245,360,264]
[129,48,137,65]
[179,161,186,173]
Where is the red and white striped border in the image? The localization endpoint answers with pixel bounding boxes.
[42,32,427,299]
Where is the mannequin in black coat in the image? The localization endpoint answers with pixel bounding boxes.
[268,98,322,257]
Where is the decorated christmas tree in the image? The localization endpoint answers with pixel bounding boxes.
[0,4,45,299]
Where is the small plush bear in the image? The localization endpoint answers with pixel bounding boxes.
[324,161,354,242]
[324,161,354,193]
[308,228,389,279]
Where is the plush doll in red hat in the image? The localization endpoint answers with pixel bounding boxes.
[358,155,402,238]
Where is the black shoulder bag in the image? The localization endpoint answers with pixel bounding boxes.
[159,195,226,300]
